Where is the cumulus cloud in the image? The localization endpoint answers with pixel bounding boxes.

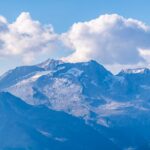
[62,14,150,69]
[0,12,66,64]
[1,12,150,73]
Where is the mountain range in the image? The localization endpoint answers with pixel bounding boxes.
[1,59,150,150]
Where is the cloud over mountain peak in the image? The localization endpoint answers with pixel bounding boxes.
[1,12,150,73]
[63,14,150,65]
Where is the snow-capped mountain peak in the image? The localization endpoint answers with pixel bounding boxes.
[1,58,150,128]
[37,58,64,70]
[118,67,150,75]
[1,59,150,149]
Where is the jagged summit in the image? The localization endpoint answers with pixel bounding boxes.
[37,58,112,76]
[118,67,150,75]
[37,58,64,70]
[37,58,101,68]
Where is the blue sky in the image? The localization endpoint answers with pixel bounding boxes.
[0,0,150,74]
[0,0,150,33]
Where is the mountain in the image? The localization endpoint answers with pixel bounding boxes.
[1,59,150,119]
[117,68,150,100]
[1,59,150,149]
[0,92,119,150]
[2,59,114,120]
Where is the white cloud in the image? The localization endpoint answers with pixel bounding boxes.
[1,13,150,73]
[0,12,66,64]
[62,14,150,71]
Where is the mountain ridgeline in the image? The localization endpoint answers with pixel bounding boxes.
[1,59,150,150]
